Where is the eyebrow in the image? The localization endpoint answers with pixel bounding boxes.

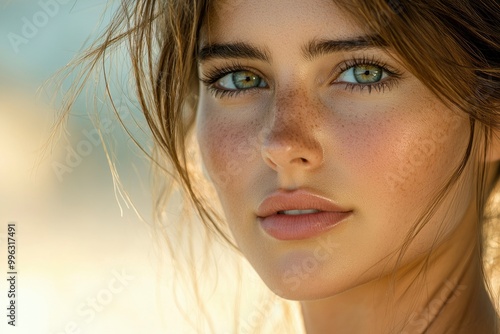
[198,35,386,63]
[198,42,270,62]
[304,35,386,60]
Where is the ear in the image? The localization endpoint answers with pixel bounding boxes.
[487,128,500,162]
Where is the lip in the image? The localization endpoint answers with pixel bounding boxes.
[256,189,352,240]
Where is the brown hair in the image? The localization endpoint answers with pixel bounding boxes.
[54,0,499,332]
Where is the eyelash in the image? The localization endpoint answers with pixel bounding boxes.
[334,56,402,93]
[199,57,403,99]
[199,62,258,99]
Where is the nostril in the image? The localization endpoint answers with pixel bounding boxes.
[289,157,310,165]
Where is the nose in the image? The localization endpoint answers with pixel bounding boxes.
[261,91,324,172]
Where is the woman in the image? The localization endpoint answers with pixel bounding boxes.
[59,0,500,332]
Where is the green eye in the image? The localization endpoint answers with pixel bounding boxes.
[217,70,267,90]
[338,64,387,84]
[353,65,383,83]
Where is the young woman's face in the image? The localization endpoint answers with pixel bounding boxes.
[196,0,473,299]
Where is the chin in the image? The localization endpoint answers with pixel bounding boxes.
[265,280,351,301]
[257,264,362,301]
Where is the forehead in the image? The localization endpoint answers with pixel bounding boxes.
[202,0,366,45]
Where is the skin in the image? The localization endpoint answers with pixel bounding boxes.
[195,0,498,332]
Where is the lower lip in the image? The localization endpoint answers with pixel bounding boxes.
[258,211,352,240]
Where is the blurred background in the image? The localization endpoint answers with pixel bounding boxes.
[0,1,201,333]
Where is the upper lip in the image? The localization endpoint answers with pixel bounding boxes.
[256,189,351,218]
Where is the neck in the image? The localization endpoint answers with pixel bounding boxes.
[300,199,498,334]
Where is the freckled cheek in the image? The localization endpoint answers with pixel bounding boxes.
[394,121,465,196]
[337,109,468,213]
[197,111,261,192]
[329,113,451,201]
[328,117,398,190]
